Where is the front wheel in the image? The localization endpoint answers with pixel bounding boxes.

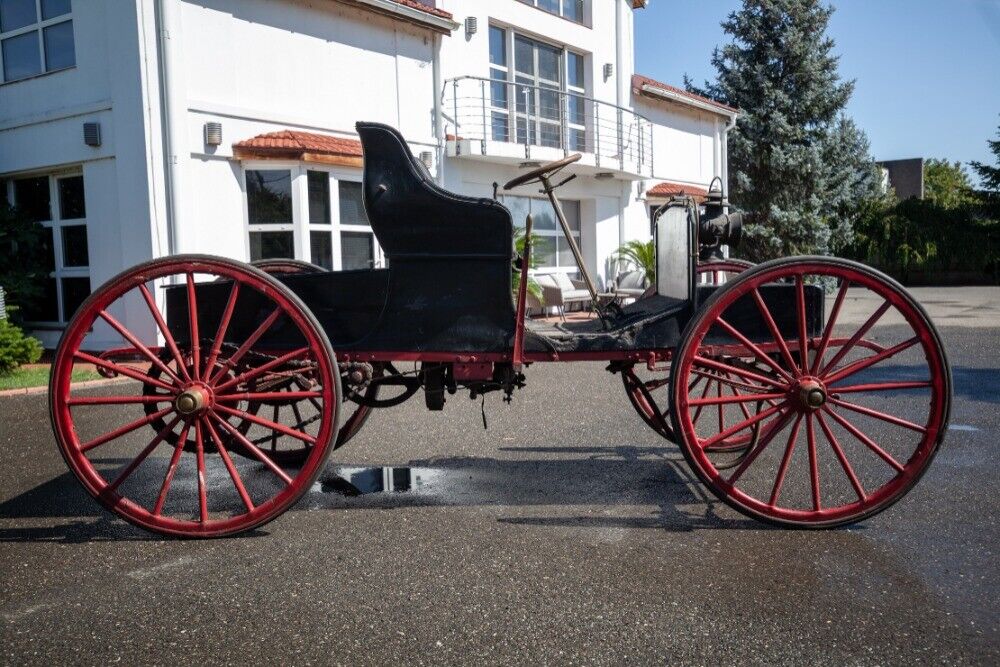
[50,255,341,538]
[670,256,951,528]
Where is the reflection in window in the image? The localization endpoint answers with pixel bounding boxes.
[308,170,330,225]
[61,224,88,267]
[58,175,85,219]
[246,170,292,224]
[249,231,294,262]
[0,0,74,82]
[310,230,332,270]
[13,176,50,222]
[503,196,581,270]
[341,231,375,271]
[338,181,367,225]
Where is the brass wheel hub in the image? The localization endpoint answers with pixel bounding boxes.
[175,385,211,416]
[796,379,826,411]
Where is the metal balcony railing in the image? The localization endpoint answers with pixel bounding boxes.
[444,75,653,175]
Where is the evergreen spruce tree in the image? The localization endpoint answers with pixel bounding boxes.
[970,120,1000,216]
[687,0,879,260]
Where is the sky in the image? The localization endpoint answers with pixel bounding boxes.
[635,0,1000,184]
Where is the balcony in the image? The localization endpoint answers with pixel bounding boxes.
[443,76,654,180]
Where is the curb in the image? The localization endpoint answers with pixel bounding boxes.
[0,376,132,398]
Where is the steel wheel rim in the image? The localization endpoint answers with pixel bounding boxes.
[49,256,340,537]
[673,257,950,526]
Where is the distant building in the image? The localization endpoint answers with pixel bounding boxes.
[878,158,924,200]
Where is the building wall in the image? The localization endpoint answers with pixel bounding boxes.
[173,0,439,259]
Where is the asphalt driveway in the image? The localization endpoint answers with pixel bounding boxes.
[1,286,998,665]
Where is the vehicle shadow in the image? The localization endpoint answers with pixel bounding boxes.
[313,445,767,532]
[0,445,769,542]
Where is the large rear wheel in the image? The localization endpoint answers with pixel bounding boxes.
[50,255,341,538]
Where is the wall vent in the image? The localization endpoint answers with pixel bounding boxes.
[465,16,477,37]
[419,151,434,169]
[83,122,101,147]
[204,122,223,146]
[603,63,614,80]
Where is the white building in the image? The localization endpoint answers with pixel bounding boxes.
[0,0,736,346]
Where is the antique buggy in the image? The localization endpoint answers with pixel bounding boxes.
[49,123,951,537]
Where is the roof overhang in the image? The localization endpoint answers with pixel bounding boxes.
[638,83,738,120]
[334,0,459,34]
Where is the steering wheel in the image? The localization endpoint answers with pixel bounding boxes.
[503,153,582,190]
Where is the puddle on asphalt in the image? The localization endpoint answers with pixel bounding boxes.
[318,466,435,496]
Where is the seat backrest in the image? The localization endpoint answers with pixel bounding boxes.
[356,122,514,260]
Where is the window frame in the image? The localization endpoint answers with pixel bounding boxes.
[241,163,385,271]
[0,0,76,84]
[488,25,589,151]
[502,194,582,273]
[5,168,90,327]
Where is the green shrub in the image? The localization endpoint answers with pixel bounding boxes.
[0,319,43,376]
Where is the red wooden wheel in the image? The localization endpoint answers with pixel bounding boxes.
[671,256,951,527]
[49,255,341,538]
[696,258,754,285]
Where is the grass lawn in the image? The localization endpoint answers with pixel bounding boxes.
[0,366,102,391]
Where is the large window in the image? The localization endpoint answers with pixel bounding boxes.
[518,0,584,24]
[5,171,89,324]
[488,26,587,150]
[243,166,384,271]
[503,196,581,271]
[0,0,75,83]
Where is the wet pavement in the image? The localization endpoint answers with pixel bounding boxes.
[1,286,998,665]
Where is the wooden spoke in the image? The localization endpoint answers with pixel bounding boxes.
[98,309,183,385]
[69,395,175,406]
[194,420,208,524]
[700,401,787,450]
[186,273,201,380]
[80,406,175,453]
[202,282,241,382]
[214,404,317,445]
[692,355,787,390]
[139,282,191,383]
[210,413,294,486]
[213,347,312,393]
[806,414,821,511]
[202,417,254,512]
[751,288,800,376]
[152,422,191,516]
[687,391,787,407]
[811,279,850,374]
[830,380,931,394]
[106,415,183,492]
[816,412,867,502]
[726,409,794,485]
[823,337,921,386]
[822,406,906,473]
[214,391,324,403]
[208,308,283,386]
[796,275,809,373]
[828,397,927,433]
[715,317,795,383]
[768,414,804,506]
[75,351,177,393]
[820,300,892,377]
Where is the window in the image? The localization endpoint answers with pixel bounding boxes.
[518,0,584,24]
[243,167,384,271]
[488,27,587,151]
[246,169,293,262]
[503,195,581,271]
[338,181,382,270]
[6,171,89,324]
[0,0,75,83]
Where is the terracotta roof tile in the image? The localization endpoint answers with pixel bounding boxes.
[234,130,363,158]
[632,74,738,114]
[647,181,709,198]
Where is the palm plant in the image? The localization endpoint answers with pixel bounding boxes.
[614,239,655,282]
[512,226,544,303]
